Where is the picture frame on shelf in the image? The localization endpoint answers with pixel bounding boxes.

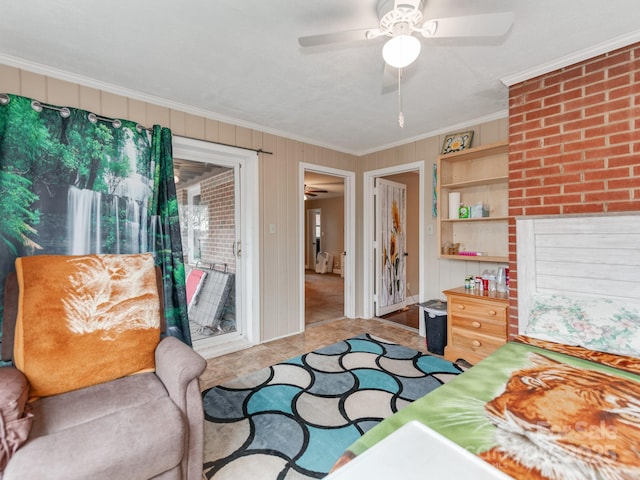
[441,131,474,155]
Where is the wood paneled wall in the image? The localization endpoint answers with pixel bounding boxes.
[0,64,357,342]
[356,119,510,309]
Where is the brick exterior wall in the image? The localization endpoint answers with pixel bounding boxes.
[200,170,236,273]
[507,42,640,337]
[179,169,236,273]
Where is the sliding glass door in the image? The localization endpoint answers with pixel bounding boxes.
[172,136,259,358]
[178,164,239,342]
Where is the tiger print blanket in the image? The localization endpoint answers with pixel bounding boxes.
[339,339,640,479]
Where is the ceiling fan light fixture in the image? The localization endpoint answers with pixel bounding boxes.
[382,34,421,68]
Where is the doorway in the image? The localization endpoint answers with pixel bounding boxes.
[363,161,426,335]
[173,136,260,358]
[299,164,356,329]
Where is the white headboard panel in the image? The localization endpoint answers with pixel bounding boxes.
[516,213,640,334]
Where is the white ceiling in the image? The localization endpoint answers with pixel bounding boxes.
[1,1,639,155]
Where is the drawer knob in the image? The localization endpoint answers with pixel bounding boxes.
[488,310,497,316]
[472,321,481,328]
[457,304,465,310]
[472,340,482,347]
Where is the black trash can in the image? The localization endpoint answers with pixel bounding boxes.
[419,300,448,355]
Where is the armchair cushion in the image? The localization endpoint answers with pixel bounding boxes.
[3,372,186,480]
[14,253,161,398]
[2,255,206,480]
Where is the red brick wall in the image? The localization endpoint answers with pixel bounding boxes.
[507,42,640,336]
[200,170,236,273]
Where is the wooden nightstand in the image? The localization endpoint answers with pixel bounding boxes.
[443,287,508,365]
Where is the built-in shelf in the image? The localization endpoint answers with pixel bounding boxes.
[439,141,508,162]
[437,141,509,261]
[440,254,509,263]
[441,216,509,223]
[441,176,508,189]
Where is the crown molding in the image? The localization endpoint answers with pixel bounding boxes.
[358,109,509,156]
[500,30,640,87]
[0,53,508,157]
[0,52,357,155]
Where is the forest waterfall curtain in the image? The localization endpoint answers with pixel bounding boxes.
[0,94,191,345]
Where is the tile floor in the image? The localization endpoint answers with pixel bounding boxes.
[199,317,427,391]
[199,271,424,391]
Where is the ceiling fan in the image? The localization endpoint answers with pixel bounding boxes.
[298,0,513,67]
[298,0,513,127]
[304,184,329,198]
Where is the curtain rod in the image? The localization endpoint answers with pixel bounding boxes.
[175,134,273,156]
[0,93,273,156]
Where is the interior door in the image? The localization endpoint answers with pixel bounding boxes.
[375,178,407,316]
[306,208,321,269]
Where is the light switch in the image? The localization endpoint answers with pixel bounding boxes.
[269,223,276,234]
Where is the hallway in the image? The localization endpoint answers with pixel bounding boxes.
[304,269,420,329]
[304,269,344,324]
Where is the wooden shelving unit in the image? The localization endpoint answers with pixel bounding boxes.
[437,141,509,263]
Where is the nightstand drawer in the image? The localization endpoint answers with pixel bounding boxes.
[449,297,506,322]
[443,287,509,364]
[450,327,505,360]
[450,315,506,337]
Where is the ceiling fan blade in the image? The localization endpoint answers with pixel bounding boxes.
[307,189,329,194]
[422,12,514,38]
[305,192,318,197]
[298,28,376,47]
[394,0,424,10]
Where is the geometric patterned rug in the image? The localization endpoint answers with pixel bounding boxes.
[201,333,465,479]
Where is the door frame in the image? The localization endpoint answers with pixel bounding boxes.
[306,208,321,269]
[173,136,261,357]
[299,163,356,329]
[185,183,202,265]
[363,161,425,334]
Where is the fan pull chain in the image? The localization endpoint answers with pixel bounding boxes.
[398,68,405,128]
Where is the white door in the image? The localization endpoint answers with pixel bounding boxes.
[375,178,407,316]
[173,136,260,358]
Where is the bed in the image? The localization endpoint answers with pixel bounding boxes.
[330,213,640,479]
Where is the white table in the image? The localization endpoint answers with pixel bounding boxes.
[326,421,512,479]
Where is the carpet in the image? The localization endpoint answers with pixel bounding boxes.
[201,333,465,479]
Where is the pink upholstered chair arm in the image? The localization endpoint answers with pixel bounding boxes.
[155,336,206,480]
[155,337,206,405]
